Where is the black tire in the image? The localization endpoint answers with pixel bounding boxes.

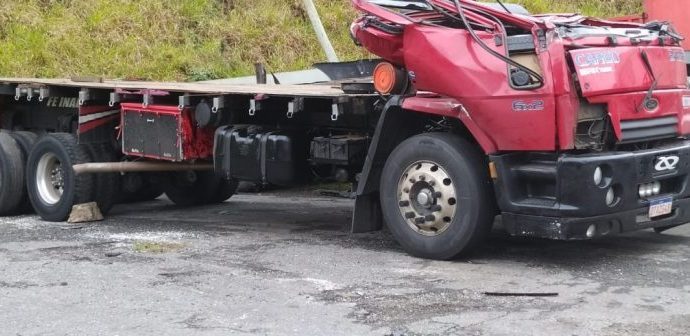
[84,144,120,215]
[131,185,164,202]
[380,133,495,260]
[0,133,26,215]
[207,178,239,204]
[26,133,94,222]
[120,173,164,203]
[8,131,38,213]
[9,131,39,154]
[163,171,236,206]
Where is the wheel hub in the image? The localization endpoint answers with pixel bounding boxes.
[397,161,457,236]
[36,153,64,205]
[51,167,64,189]
[416,189,432,207]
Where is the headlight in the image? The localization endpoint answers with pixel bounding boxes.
[606,187,616,206]
[593,167,603,186]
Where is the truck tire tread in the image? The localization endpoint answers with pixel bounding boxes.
[27,133,94,222]
[0,133,26,215]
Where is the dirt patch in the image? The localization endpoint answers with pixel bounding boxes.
[133,241,187,254]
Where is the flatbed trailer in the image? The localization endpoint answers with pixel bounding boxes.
[0,74,383,226]
[0,78,368,98]
[2,0,690,260]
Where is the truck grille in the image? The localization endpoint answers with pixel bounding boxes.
[620,116,678,143]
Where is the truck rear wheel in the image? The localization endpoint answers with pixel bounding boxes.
[84,144,120,215]
[207,178,240,203]
[380,133,495,260]
[163,171,237,206]
[26,133,94,222]
[0,133,27,215]
[9,131,38,213]
[120,173,164,203]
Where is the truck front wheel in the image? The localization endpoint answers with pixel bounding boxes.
[26,133,94,222]
[380,133,495,260]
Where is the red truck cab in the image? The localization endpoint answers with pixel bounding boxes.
[350,0,690,251]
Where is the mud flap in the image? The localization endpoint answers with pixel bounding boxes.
[350,96,423,233]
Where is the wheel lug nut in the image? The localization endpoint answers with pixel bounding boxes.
[428,181,435,187]
[399,200,410,207]
[405,212,416,219]
[419,175,426,181]
[415,217,426,224]
[425,215,436,222]
[403,188,410,193]
[409,178,416,183]
[432,205,442,212]
[434,192,442,198]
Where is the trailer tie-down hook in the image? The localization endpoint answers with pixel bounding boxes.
[249,94,268,116]
[331,103,342,121]
[331,97,348,121]
[287,98,304,119]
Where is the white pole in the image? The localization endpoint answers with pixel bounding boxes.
[302,0,340,63]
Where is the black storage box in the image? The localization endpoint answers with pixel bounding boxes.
[310,135,367,165]
[214,126,308,186]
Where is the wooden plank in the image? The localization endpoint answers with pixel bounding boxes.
[0,78,372,98]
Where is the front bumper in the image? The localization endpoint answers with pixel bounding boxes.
[502,198,690,240]
[491,140,690,240]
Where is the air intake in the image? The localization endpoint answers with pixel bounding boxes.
[620,116,678,143]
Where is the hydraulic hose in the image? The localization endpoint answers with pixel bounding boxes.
[449,0,544,87]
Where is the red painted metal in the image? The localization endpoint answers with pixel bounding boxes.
[78,105,120,134]
[611,1,690,50]
[570,47,687,97]
[351,0,690,154]
[120,103,213,161]
[644,0,690,50]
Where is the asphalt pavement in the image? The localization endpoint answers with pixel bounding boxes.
[0,194,688,335]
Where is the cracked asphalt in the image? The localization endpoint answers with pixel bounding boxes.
[0,193,689,335]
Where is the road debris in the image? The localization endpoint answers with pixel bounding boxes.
[484,292,559,297]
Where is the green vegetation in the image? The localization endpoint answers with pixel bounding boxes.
[132,241,186,253]
[0,0,641,81]
[510,0,641,16]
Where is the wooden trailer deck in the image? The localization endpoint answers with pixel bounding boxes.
[0,78,372,98]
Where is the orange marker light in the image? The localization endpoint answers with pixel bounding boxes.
[489,161,498,179]
[373,62,400,94]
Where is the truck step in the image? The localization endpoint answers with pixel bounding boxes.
[515,196,557,207]
[511,162,557,180]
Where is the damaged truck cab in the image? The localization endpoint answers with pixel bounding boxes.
[351,0,690,257]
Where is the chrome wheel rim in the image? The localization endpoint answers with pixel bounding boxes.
[36,153,64,205]
[397,161,457,236]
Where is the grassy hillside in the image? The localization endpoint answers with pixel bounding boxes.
[0,0,642,81]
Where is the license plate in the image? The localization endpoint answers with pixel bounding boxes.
[649,196,673,218]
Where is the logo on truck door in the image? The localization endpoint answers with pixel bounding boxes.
[512,100,544,112]
[574,51,620,76]
[655,155,680,172]
[574,51,620,68]
[669,49,685,63]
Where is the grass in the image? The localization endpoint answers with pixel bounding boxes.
[0,0,642,81]
[510,0,642,16]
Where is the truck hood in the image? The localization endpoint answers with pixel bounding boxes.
[570,46,687,98]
